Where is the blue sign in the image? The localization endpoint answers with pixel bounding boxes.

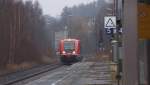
[105,28,114,34]
[105,28,122,35]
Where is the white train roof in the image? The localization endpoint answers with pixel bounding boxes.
[62,38,79,41]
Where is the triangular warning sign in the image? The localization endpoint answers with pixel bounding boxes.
[106,18,115,27]
[104,16,116,28]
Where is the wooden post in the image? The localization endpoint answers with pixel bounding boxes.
[123,0,139,85]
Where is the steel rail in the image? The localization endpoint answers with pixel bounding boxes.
[0,64,62,85]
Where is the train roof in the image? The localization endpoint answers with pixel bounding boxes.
[61,38,80,41]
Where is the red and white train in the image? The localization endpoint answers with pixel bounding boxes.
[58,38,82,64]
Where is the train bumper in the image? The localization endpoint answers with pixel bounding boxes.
[60,55,81,63]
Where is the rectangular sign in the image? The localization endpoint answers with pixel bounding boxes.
[104,16,116,28]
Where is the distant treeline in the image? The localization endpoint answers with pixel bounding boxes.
[0,0,53,70]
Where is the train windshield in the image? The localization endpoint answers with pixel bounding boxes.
[64,41,75,51]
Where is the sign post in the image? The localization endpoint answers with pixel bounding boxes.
[105,16,121,85]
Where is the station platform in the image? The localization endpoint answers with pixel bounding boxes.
[23,61,118,85]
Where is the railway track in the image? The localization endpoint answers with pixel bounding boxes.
[0,64,62,85]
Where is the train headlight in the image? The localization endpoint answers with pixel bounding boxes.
[72,51,76,54]
[62,51,66,54]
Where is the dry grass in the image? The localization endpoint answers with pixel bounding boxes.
[6,62,37,72]
[87,53,111,62]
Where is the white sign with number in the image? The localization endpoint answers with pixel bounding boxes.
[104,16,116,28]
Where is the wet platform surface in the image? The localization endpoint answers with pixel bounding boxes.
[24,62,116,85]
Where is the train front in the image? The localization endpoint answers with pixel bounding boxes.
[59,39,81,64]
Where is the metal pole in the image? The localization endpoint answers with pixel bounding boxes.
[114,0,122,85]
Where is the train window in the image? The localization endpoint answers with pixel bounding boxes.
[64,41,75,51]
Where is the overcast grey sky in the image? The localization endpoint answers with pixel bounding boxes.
[35,0,97,17]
